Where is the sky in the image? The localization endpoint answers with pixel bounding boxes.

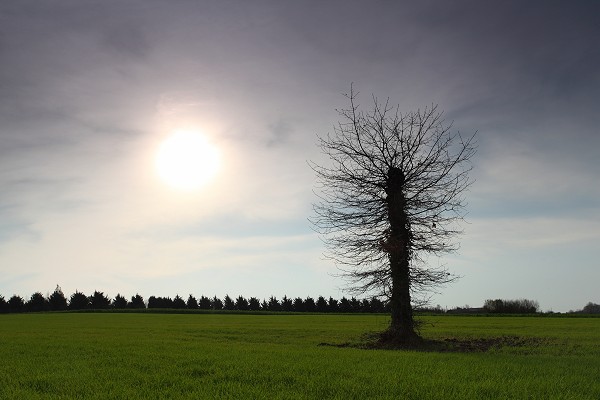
[1,1,599,312]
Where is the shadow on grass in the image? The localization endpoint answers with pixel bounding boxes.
[318,332,550,353]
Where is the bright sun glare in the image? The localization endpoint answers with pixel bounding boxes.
[155,130,220,191]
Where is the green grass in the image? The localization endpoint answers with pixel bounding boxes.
[1,313,598,399]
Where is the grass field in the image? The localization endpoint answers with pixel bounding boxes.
[1,312,599,399]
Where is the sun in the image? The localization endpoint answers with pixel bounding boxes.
[155,130,220,190]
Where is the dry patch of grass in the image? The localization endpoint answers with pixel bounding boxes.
[319,332,551,353]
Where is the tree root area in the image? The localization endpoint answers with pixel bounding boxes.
[318,333,547,353]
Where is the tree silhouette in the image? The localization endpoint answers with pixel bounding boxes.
[316,296,328,313]
[0,295,7,313]
[223,295,235,310]
[260,299,268,310]
[235,296,249,311]
[267,296,281,312]
[327,297,339,313]
[147,296,160,308]
[339,297,351,313]
[129,294,145,309]
[281,296,293,312]
[248,297,261,311]
[49,285,68,311]
[69,291,90,310]
[370,297,386,313]
[211,296,223,310]
[113,294,128,309]
[293,297,305,312]
[172,295,186,309]
[350,297,361,312]
[483,299,539,314]
[360,299,372,313]
[582,302,600,314]
[186,295,198,309]
[26,292,49,312]
[312,87,476,342]
[198,296,212,310]
[8,295,25,313]
[90,291,110,309]
[304,297,317,312]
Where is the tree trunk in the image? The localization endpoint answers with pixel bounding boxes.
[386,167,419,342]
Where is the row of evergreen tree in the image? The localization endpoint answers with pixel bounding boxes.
[0,286,388,314]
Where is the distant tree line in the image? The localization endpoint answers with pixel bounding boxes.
[1,288,597,315]
[419,299,600,315]
[429,298,540,314]
[571,302,600,314]
[146,294,387,313]
[482,298,540,314]
[0,286,388,314]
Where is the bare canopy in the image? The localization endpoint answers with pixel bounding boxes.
[311,87,476,342]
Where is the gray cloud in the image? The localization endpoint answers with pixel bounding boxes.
[0,0,598,310]
[266,120,294,147]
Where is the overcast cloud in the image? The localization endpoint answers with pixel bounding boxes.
[1,1,598,311]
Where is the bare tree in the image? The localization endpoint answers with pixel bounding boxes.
[311,87,476,343]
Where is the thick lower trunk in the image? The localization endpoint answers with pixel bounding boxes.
[385,167,419,343]
[388,243,419,342]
